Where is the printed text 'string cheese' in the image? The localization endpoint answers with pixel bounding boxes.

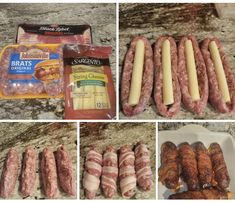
[162,39,174,105]
[128,39,145,106]
[209,41,230,102]
[185,40,200,101]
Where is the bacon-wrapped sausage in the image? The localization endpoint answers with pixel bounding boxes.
[168,188,231,199]
[119,145,136,198]
[0,148,19,198]
[134,142,153,191]
[158,141,179,189]
[193,142,213,188]
[56,145,76,196]
[83,149,102,199]
[179,142,199,190]
[209,143,230,189]
[101,146,118,198]
[19,147,37,197]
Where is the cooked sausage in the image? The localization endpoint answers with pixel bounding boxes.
[193,142,213,188]
[56,145,76,196]
[19,147,37,197]
[121,36,154,116]
[168,188,231,199]
[0,148,19,198]
[209,143,230,189]
[158,141,179,189]
[40,148,58,198]
[178,35,208,114]
[178,142,199,190]
[154,36,181,117]
[201,37,235,113]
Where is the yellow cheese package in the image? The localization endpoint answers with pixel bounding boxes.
[0,44,63,99]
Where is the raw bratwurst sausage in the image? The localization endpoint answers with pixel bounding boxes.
[19,147,37,197]
[178,35,208,114]
[121,36,154,116]
[83,149,102,199]
[101,146,118,198]
[201,37,235,113]
[56,145,76,196]
[154,36,181,117]
[0,148,19,198]
[40,148,58,199]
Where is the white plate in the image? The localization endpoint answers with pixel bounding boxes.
[158,124,235,199]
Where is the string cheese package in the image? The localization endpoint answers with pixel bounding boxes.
[63,44,116,119]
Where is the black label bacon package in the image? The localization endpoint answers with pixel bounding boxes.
[63,44,116,119]
[16,24,92,44]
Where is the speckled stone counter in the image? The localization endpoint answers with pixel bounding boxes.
[0,122,77,199]
[79,122,156,199]
[119,3,235,120]
[158,122,235,140]
[0,3,116,119]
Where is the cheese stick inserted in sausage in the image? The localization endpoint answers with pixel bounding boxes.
[209,41,230,102]
[185,40,200,101]
[162,39,174,105]
[128,39,145,106]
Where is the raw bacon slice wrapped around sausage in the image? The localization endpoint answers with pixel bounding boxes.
[0,148,19,198]
[154,36,181,117]
[19,147,37,197]
[201,37,235,113]
[178,142,199,190]
[158,142,179,189]
[56,145,76,196]
[119,145,136,198]
[193,142,213,188]
[121,36,154,116]
[134,142,153,191]
[101,146,118,198]
[83,149,102,199]
[209,143,230,189]
[40,148,58,199]
[178,35,208,114]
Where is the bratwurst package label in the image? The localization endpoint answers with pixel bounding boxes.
[63,44,116,119]
[16,24,92,44]
[0,44,64,99]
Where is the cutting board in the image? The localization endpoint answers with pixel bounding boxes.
[215,3,235,19]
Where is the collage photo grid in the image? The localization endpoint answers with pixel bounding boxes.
[0,0,234,202]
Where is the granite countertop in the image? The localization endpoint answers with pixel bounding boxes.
[119,3,235,120]
[0,122,77,199]
[0,3,116,119]
[79,122,156,199]
[158,122,235,140]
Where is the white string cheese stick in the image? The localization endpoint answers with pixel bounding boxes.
[185,40,200,101]
[209,41,230,102]
[162,39,174,105]
[128,39,145,106]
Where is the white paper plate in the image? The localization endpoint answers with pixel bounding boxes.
[158,124,235,199]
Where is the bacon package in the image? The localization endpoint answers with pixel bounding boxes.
[63,44,116,119]
[0,44,63,99]
[16,24,92,44]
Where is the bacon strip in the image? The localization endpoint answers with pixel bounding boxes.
[83,149,102,199]
[119,145,136,198]
[134,142,153,191]
[101,146,118,198]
